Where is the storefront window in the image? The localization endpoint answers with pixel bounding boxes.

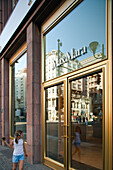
[11,53,27,140]
[45,0,106,81]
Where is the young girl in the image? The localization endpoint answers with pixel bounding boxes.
[2,130,27,170]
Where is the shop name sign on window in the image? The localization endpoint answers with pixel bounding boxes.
[53,46,87,69]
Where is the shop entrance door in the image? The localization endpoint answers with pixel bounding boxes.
[43,78,68,169]
[43,69,104,170]
[69,70,103,170]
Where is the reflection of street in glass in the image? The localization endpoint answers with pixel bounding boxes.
[72,126,81,161]
[71,124,102,169]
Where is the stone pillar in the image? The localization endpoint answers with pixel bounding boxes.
[2,0,8,28]
[1,58,9,143]
[8,0,12,17]
[0,0,2,33]
[27,22,41,164]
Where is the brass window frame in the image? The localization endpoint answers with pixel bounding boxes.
[9,43,27,139]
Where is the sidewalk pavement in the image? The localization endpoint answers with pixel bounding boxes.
[0,145,53,170]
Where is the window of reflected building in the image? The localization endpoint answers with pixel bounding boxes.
[11,52,27,140]
[44,0,106,81]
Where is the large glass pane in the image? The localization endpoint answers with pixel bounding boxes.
[45,0,106,81]
[11,53,27,140]
[45,84,64,164]
[71,71,103,169]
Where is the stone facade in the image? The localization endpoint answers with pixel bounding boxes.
[0,0,112,169]
[1,58,9,143]
[27,22,41,163]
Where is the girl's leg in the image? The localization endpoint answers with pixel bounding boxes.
[12,163,18,170]
[19,160,24,170]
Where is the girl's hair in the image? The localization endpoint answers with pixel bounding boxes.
[15,130,23,144]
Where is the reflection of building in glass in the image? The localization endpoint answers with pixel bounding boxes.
[80,52,103,67]
[46,50,103,122]
[47,86,58,121]
[71,78,88,121]
[71,73,102,122]
[47,85,64,122]
[46,50,104,80]
[46,50,82,80]
[46,49,81,121]
[15,68,27,112]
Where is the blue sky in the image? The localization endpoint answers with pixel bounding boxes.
[46,0,106,60]
[15,53,27,73]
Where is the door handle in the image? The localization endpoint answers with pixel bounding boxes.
[61,124,69,138]
[61,135,69,138]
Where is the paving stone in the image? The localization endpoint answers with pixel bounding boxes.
[0,145,53,170]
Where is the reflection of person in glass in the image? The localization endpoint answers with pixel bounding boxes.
[72,126,81,161]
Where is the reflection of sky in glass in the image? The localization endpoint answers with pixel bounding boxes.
[46,0,106,60]
[15,53,27,73]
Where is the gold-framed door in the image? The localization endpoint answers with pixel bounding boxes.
[68,67,105,170]
[42,76,68,170]
[42,61,111,170]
